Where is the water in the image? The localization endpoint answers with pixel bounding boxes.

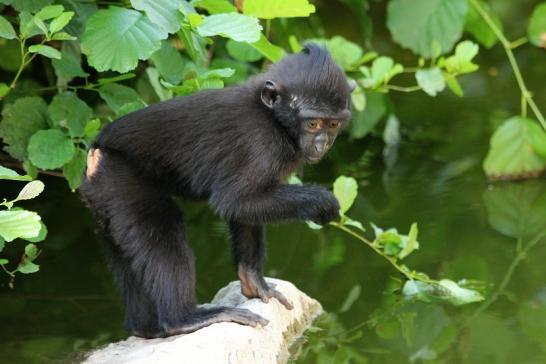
[2,3,546,363]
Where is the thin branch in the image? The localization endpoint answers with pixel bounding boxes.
[470,0,546,129]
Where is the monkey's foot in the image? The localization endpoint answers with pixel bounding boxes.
[238,269,294,310]
[163,307,269,337]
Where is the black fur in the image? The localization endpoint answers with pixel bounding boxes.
[80,44,352,338]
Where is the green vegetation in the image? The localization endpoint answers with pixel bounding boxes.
[0,0,545,362]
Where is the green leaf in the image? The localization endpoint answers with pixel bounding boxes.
[98,83,146,114]
[19,11,42,38]
[0,166,32,181]
[28,44,61,59]
[415,68,446,96]
[49,11,74,33]
[402,279,483,305]
[483,117,546,180]
[0,15,17,39]
[116,101,146,117]
[48,92,93,137]
[308,36,363,71]
[339,284,361,313]
[343,217,365,232]
[196,13,262,43]
[464,0,502,48]
[387,0,468,58]
[528,3,546,48]
[306,220,323,230]
[84,118,101,141]
[439,40,479,75]
[360,56,403,89]
[191,0,237,14]
[146,67,172,101]
[33,16,48,35]
[81,7,167,73]
[243,0,315,19]
[0,82,9,99]
[35,4,64,20]
[249,34,285,62]
[12,0,53,13]
[50,31,76,40]
[0,210,41,242]
[0,39,22,72]
[16,180,45,201]
[351,85,365,112]
[398,223,419,259]
[18,243,40,273]
[226,39,263,62]
[150,40,187,85]
[24,221,47,242]
[333,176,358,215]
[52,42,89,81]
[349,91,388,139]
[0,97,48,160]
[444,73,464,97]
[130,0,184,34]
[27,129,76,170]
[63,148,87,190]
[97,73,136,85]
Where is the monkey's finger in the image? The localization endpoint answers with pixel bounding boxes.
[270,289,294,310]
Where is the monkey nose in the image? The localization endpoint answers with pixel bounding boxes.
[315,144,327,153]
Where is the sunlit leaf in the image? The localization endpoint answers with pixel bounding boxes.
[243,0,315,19]
[528,3,546,48]
[333,176,358,215]
[28,44,61,59]
[35,4,64,20]
[131,0,184,34]
[226,39,263,62]
[197,13,262,43]
[343,217,365,232]
[0,210,41,242]
[399,223,419,259]
[403,279,484,305]
[415,68,446,96]
[16,180,45,201]
[0,166,32,181]
[98,83,146,114]
[439,40,479,75]
[24,221,47,243]
[150,40,187,85]
[49,11,74,33]
[249,34,285,62]
[81,7,167,73]
[309,36,363,71]
[0,15,16,39]
[191,0,237,14]
[387,0,468,58]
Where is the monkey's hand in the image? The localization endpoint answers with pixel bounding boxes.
[238,268,293,310]
[308,189,340,225]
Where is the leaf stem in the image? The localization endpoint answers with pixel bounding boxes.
[386,84,422,93]
[469,0,546,129]
[329,221,415,282]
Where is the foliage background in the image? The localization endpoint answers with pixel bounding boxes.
[0,0,545,363]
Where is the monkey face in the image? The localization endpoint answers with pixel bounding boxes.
[299,118,342,164]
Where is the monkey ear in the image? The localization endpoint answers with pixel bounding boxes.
[348,79,357,92]
[261,80,279,109]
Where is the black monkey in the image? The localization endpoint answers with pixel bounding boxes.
[80,44,353,338]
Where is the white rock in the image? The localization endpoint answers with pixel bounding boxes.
[84,278,323,364]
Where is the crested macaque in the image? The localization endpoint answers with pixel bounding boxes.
[80,44,353,338]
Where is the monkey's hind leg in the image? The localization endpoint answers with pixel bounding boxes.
[81,150,267,338]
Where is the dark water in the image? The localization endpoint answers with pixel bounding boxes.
[2,3,546,363]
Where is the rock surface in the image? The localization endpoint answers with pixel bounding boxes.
[84,278,323,364]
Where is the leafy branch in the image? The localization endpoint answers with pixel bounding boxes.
[469,0,546,130]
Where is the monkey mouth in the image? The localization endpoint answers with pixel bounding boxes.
[305,155,322,164]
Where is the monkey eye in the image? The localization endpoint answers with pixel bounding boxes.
[306,120,321,130]
[328,120,341,129]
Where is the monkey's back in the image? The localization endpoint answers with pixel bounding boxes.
[94,87,296,198]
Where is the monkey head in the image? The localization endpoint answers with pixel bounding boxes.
[259,43,354,163]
